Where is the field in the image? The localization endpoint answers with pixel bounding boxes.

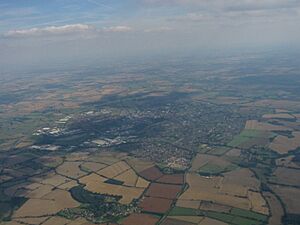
[263,192,284,225]
[139,196,173,214]
[121,213,160,225]
[270,167,300,187]
[269,132,300,154]
[12,189,79,218]
[244,120,291,131]
[178,168,268,215]
[228,129,272,148]
[270,185,300,214]
[145,183,182,199]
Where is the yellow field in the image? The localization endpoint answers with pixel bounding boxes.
[79,171,148,204]
[135,177,150,188]
[80,162,107,172]
[269,132,300,154]
[56,161,87,179]
[114,169,138,186]
[40,174,71,187]
[15,216,49,225]
[13,189,79,218]
[97,161,130,178]
[248,191,269,215]
[41,216,71,225]
[179,169,268,214]
[126,157,154,172]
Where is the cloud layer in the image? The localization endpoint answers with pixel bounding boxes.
[4,24,133,38]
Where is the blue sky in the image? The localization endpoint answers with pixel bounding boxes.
[1,0,300,71]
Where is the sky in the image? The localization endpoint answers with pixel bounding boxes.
[1,0,300,72]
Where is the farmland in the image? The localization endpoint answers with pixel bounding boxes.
[1,50,300,224]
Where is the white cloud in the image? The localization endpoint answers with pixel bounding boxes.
[102,26,133,32]
[4,24,134,38]
[4,24,94,37]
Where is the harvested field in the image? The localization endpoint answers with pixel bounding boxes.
[199,217,228,225]
[248,191,269,215]
[271,167,300,187]
[269,132,300,154]
[263,192,284,225]
[200,201,231,213]
[81,176,145,204]
[25,184,53,198]
[145,183,182,199]
[79,173,107,184]
[276,155,300,169]
[98,161,130,178]
[225,149,241,157]
[135,177,150,188]
[139,166,163,181]
[168,216,204,224]
[157,173,184,185]
[40,174,71,187]
[161,218,196,225]
[207,147,231,156]
[262,113,295,119]
[114,169,138,186]
[15,216,49,224]
[121,213,160,225]
[56,161,87,179]
[126,158,154,173]
[245,120,291,131]
[42,216,71,225]
[179,169,265,213]
[65,152,90,161]
[270,185,300,214]
[139,196,173,214]
[176,199,201,209]
[13,189,79,218]
[80,162,107,172]
[57,180,78,190]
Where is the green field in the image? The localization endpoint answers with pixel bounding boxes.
[199,163,238,176]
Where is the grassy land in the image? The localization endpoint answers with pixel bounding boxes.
[199,163,238,176]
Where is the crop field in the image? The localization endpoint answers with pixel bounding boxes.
[139,166,163,181]
[228,129,272,148]
[97,161,130,178]
[139,196,173,214]
[270,167,300,187]
[269,132,300,154]
[56,161,87,179]
[121,213,160,225]
[146,183,182,199]
[270,185,300,214]
[245,120,291,131]
[176,199,201,209]
[161,217,196,225]
[190,154,233,173]
[12,189,79,218]
[168,216,204,224]
[262,113,295,119]
[262,192,284,225]
[157,173,184,185]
